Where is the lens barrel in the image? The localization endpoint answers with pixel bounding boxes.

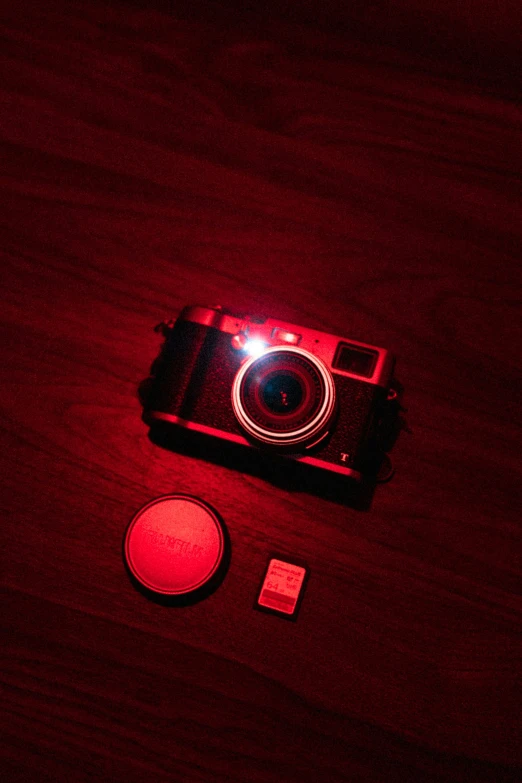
[231,346,336,450]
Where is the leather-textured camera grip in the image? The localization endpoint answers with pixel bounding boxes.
[145,320,214,419]
[145,324,245,436]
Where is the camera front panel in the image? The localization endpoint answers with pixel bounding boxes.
[316,373,386,472]
[145,306,394,481]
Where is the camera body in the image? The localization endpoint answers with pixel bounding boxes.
[144,305,395,482]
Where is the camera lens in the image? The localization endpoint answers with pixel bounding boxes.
[231,346,336,450]
[244,356,318,433]
[260,373,304,415]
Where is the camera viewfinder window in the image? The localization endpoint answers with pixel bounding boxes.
[333,343,378,378]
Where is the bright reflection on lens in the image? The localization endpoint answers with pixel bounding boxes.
[245,339,268,357]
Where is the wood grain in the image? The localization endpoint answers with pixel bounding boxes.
[1,1,521,781]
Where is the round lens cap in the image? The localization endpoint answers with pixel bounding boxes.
[124,495,229,603]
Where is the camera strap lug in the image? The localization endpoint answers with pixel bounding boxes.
[154,319,176,336]
[375,454,395,482]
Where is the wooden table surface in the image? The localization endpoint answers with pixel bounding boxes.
[1,2,521,781]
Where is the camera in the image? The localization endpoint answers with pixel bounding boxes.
[143,305,396,483]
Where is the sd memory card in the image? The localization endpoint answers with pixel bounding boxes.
[255,555,309,620]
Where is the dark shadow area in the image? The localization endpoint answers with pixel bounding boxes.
[147,421,373,510]
[121,0,522,96]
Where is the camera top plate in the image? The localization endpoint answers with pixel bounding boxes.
[178,305,394,389]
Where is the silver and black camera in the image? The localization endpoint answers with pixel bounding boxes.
[143,305,396,482]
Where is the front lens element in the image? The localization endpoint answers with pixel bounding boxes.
[242,353,321,433]
[232,346,336,449]
[260,372,304,415]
